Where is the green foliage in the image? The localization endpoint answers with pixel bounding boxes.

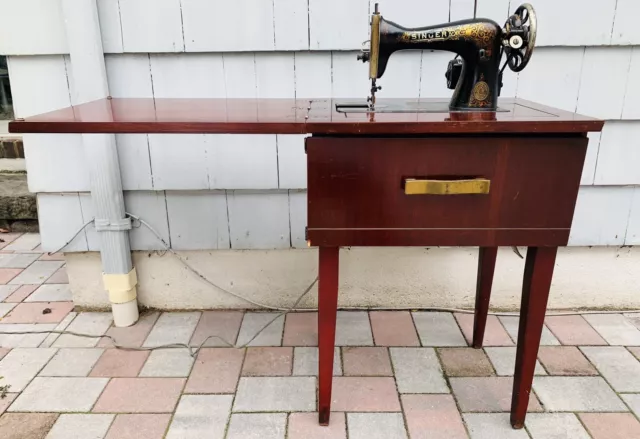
[0,376,10,399]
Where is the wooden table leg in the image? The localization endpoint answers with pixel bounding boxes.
[473,247,497,348]
[318,246,339,426]
[511,246,557,428]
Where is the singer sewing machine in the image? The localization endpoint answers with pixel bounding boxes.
[305,1,596,431]
[341,3,537,112]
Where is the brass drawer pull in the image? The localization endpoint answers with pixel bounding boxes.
[404,178,491,195]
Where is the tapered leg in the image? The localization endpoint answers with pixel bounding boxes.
[511,246,557,428]
[318,246,340,426]
[473,247,498,348]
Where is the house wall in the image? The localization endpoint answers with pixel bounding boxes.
[1,0,639,309]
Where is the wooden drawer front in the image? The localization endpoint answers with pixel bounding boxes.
[307,136,587,244]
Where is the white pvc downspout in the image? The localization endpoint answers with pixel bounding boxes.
[61,0,139,327]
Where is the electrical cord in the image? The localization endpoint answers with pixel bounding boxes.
[49,214,319,312]
[0,287,313,358]
[7,216,309,354]
[48,217,96,255]
[0,279,317,357]
[3,213,318,353]
[127,213,317,312]
[2,212,636,355]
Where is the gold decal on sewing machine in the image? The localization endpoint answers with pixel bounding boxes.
[404,178,491,195]
[399,23,497,51]
[402,30,453,41]
[468,74,492,108]
[472,81,490,102]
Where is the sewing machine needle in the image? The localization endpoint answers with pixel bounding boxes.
[369,79,377,110]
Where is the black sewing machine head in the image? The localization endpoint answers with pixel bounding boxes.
[355,3,537,112]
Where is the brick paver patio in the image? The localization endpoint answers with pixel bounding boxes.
[1,233,640,438]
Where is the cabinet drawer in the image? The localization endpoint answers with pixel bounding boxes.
[306,136,587,246]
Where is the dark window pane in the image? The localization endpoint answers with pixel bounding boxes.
[0,56,14,120]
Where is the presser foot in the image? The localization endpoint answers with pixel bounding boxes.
[367,79,382,110]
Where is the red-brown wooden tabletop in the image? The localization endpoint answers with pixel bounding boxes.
[9,97,603,135]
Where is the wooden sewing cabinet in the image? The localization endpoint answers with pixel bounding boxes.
[304,98,603,428]
[10,97,603,429]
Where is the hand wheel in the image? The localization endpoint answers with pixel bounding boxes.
[504,3,537,72]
